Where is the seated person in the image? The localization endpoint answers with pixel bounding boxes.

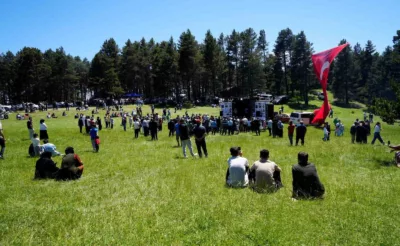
[34,151,59,179]
[292,152,325,199]
[47,113,51,118]
[16,113,22,120]
[51,113,58,118]
[41,140,61,156]
[56,147,84,180]
[389,144,400,167]
[31,133,41,156]
[62,111,67,116]
[226,147,249,188]
[74,113,79,119]
[249,149,282,193]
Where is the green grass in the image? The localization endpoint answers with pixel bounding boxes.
[1,97,400,245]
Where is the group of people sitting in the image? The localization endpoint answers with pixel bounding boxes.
[226,147,325,199]
[34,146,84,180]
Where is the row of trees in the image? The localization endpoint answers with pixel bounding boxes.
[0,28,399,112]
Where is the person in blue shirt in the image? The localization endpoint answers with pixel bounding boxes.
[174,120,181,146]
[41,140,61,156]
[89,123,98,152]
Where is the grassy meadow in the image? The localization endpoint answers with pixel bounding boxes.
[1,95,400,245]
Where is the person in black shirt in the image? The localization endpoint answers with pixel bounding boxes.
[350,122,357,143]
[168,120,175,137]
[34,151,59,179]
[179,119,196,158]
[193,120,208,158]
[149,118,158,140]
[295,121,307,146]
[27,117,34,140]
[292,152,325,199]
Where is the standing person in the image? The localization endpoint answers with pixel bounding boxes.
[94,136,100,152]
[168,119,175,137]
[27,117,34,139]
[121,116,127,131]
[89,123,98,152]
[254,118,261,136]
[110,117,114,129]
[350,122,357,144]
[151,104,155,115]
[295,121,307,146]
[78,115,84,133]
[129,115,133,129]
[0,120,4,159]
[149,119,158,140]
[323,122,329,141]
[193,120,208,158]
[39,119,49,141]
[142,117,150,137]
[179,119,196,158]
[287,121,295,146]
[267,118,273,136]
[249,149,282,192]
[175,120,181,147]
[226,147,249,187]
[96,117,102,131]
[133,119,141,138]
[85,116,91,134]
[371,122,385,145]
[292,152,325,199]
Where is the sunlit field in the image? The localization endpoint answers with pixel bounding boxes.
[1,97,400,245]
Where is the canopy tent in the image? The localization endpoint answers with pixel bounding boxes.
[122,93,142,98]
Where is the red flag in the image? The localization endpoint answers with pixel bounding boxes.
[311,43,349,124]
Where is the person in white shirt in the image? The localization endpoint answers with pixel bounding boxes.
[249,149,282,192]
[31,133,41,156]
[39,119,49,140]
[371,122,385,145]
[226,147,249,187]
[133,119,141,138]
[41,140,61,156]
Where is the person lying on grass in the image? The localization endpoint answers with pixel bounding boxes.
[292,152,325,200]
[249,149,283,193]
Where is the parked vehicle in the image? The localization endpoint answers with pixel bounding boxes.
[289,112,315,125]
[277,113,290,123]
[273,95,289,105]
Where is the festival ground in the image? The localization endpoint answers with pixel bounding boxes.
[1,98,400,245]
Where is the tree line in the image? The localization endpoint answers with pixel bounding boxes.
[0,28,399,112]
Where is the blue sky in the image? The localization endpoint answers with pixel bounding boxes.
[0,0,398,60]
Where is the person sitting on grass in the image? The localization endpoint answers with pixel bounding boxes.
[226,147,249,188]
[292,152,325,199]
[249,149,282,193]
[31,133,41,156]
[34,151,59,179]
[388,144,400,168]
[56,147,84,181]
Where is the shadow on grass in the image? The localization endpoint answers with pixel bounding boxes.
[287,103,319,111]
[332,101,364,109]
[372,157,396,168]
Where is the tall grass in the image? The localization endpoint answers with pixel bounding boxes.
[1,99,400,245]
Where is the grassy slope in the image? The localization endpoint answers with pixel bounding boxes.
[1,95,400,245]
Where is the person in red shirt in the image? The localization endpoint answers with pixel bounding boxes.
[288,121,296,146]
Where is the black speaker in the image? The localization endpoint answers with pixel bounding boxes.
[267,104,274,119]
[256,111,261,117]
[220,111,223,116]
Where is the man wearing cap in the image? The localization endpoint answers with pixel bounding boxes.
[193,119,208,158]
[295,121,307,146]
[57,147,84,180]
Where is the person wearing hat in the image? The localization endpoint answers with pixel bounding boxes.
[57,147,84,180]
[39,119,49,141]
[193,119,208,158]
[295,120,307,146]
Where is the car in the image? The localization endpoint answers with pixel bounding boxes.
[289,112,315,125]
[273,95,289,104]
[277,113,290,123]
